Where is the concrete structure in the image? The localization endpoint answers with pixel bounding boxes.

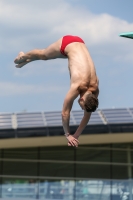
[0,108,133,199]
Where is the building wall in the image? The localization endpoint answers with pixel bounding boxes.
[0,143,133,199]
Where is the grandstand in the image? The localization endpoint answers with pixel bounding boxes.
[0,108,133,199]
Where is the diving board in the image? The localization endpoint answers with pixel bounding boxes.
[119,32,133,39]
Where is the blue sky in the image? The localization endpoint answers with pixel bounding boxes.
[1,0,133,113]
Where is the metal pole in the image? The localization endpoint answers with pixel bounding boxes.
[36,147,40,199]
[110,144,113,200]
[74,148,76,200]
[127,145,132,200]
[0,150,3,198]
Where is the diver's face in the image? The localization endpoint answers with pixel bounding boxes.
[78,97,85,110]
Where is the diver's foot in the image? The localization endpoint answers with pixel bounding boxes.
[15,60,31,68]
[14,52,27,64]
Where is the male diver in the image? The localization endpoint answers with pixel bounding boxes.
[14,35,99,147]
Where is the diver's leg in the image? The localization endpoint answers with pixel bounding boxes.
[14,38,65,68]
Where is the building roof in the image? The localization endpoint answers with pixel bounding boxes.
[0,108,133,139]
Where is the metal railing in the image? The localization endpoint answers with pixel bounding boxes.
[0,178,133,200]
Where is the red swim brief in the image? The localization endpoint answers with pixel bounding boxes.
[60,35,85,56]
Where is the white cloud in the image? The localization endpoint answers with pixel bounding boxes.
[1,0,133,50]
[115,51,133,63]
[1,0,133,75]
[11,59,68,77]
[0,0,133,111]
[0,81,65,96]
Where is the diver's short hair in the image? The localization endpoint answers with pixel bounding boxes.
[84,93,99,112]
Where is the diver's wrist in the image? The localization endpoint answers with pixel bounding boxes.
[64,133,70,137]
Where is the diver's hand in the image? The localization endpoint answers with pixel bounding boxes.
[65,134,79,147]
